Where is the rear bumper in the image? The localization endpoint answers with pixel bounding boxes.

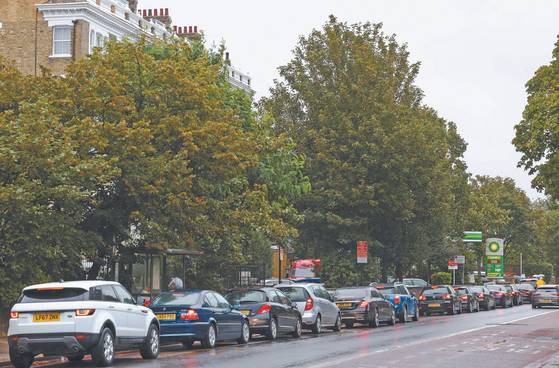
[160,322,209,340]
[533,298,559,306]
[419,301,453,313]
[8,333,99,356]
[340,310,367,322]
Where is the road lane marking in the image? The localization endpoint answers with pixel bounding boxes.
[305,309,559,368]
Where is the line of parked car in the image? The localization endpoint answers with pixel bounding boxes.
[7,279,558,368]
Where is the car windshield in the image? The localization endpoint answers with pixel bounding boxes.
[151,292,201,306]
[423,288,449,295]
[335,288,368,299]
[487,285,504,291]
[20,288,87,303]
[276,287,308,302]
[378,287,396,295]
[224,290,267,304]
[518,284,535,290]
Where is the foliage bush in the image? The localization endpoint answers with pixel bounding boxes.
[431,272,452,285]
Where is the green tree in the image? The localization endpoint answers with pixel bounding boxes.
[261,16,468,280]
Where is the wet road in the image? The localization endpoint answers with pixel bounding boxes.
[17,305,559,368]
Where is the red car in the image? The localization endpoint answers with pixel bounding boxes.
[517,283,536,303]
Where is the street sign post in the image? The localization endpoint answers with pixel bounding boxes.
[448,259,458,285]
[357,241,368,264]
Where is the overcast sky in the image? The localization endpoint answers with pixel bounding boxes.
[140,0,559,199]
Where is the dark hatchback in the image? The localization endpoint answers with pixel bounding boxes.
[419,286,461,316]
[224,288,302,340]
[149,290,250,349]
[486,285,513,308]
[455,286,480,313]
[470,285,496,310]
[518,283,536,303]
[334,286,395,328]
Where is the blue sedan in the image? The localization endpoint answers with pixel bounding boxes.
[376,283,420,322]
[149,289,250,349]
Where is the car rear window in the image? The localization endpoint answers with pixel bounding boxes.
[151,292,201,306]
[335,288,369,299]
[487,285,505,291]
[20,288,88,303]
[225,290,267,304]
[276,287,309,302]
[378,287,396,295]
[518,284,535,290]
[423,288,450,295]
[537,287,558,293]
[455,289,468,295]
[471,287,484,293]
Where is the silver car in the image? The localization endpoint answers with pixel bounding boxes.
[275,283,341,334]
[532,284,559,308]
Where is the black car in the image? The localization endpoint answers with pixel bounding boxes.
[224,288,302,340]
[419,285,461,316]
[334,286,396,328]
[518,283,536,303]
[506,284,523,306]
[470,285,496,310]
[455,286,480,313]
[487,285,513,308]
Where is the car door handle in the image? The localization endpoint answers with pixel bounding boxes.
[141,310,148,313]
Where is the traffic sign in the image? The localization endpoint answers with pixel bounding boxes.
[357,241,367,264]
[463,231,482,243]
[454,255,465,264]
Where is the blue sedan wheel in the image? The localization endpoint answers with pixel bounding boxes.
[201,324,217,349]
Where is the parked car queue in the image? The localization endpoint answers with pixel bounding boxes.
[6,280,556,368]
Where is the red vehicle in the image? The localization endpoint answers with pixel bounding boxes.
[517,283,536,303]
[290,259,321,283]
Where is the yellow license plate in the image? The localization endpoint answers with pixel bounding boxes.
[428,303,441,308]
[33,312,60,322]
[540,299,552,303]
[240,310,251,316]
[156,313,176,321]
[337,303,353,308]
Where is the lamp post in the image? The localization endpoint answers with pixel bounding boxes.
[81,259,93,280]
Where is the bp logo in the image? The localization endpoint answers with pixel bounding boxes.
[488,242,500,253]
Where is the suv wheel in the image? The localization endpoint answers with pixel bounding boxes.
[311,315,322,334]
[266,317,278,340]
[92,327,115,367]
[140,324,160,359]
[67,354,85,362]
[369,308,380,328]
[292,317,303,338]
[237,320,250,344]
[9,347,34,368]
[388,309,396,326]
[412,305,419,321]
[201,323,217,349]
[399,306,408,323]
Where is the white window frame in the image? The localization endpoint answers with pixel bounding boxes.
[51,26,72,58]
[89,30,95,54]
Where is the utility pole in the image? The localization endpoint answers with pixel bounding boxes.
[278,245,282,284]
[520,252,523,276]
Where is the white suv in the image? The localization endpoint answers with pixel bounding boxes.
[8,281,160,368]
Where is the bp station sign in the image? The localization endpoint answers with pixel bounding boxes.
[485,238,504,278]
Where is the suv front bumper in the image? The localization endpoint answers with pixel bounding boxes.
[8,333,99,356]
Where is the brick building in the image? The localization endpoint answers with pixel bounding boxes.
[0,0,253,92]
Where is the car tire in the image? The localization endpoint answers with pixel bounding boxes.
[9,347,34,368]
[201,323,217,349]
[532,304,537,309]
[237,320,250,344]
[457,303,462,314]
[266,317,278,340]
[345,322,354,328]
[412,305,419,321]
[140,323,160,360]
[399,306,408,323]
[332,314,341,332]
[369,308,380,328]
[292,317,303,338]
[448,305,455,315]
[67,354,85,362]
[467,302,472,313]
[388,309,396,326]
[91,327,115,367]
[311,314,322,334]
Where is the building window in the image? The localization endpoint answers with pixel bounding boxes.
[96,32,104,48]
[53,26,72,56]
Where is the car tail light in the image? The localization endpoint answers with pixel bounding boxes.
[180,309,199,321]
[10,311,19,319]
[495,292,504,297]
[394,296,401,304]
[304,298,314,311]
[477,293,485,299]
[460,295,468,301]
[443,294,453,300]
[75,335,89,341]
[75,309,95,316]
[419,295,426,301]
[358,301,369,308]
[256,304,272,315]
